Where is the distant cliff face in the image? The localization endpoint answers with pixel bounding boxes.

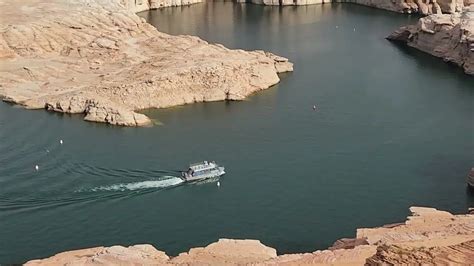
[121,0,471,14]
[120,0,202,12]
[237,0,467,15]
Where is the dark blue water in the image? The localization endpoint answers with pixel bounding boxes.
[1,2,473,263]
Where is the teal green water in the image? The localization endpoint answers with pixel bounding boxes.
[1,2,474,263]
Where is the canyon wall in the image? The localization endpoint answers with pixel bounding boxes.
[25,207,474,265]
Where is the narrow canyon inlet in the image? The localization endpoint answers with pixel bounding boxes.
[1,2,473,264]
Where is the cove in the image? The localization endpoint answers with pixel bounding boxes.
[1,2,473,264]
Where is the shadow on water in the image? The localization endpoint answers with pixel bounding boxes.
[466,186,474,207]
[389,42,474,84]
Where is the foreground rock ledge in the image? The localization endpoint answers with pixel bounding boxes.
[25,207,474,265]
[0,0,293,127]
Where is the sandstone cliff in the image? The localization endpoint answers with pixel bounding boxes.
[0,0,293,126]
[25,207,474,265]
[388,5,474,75]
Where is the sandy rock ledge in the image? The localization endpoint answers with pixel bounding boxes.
[0,0,293,127]
[25,207,474,265]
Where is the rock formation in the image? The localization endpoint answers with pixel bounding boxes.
[357,206,474,247]
[25,207,474,265]
[25,245,170,265]
[170,239,278,264]
[0,0,293,127]
[388,5,474,75]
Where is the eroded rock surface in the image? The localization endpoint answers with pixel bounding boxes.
[366,240,474,265]
[0,0,293,126]
[25,244,170,266]
[357,206,474,247]
[171,239,278,264]
[388,6,474,75]
[25,207,474,265]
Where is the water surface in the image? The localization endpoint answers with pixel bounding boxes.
[1,2,473,263]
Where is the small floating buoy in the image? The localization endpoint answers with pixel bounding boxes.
[353,28,356,32]
[59,139,63,145]
[217,181,220,187]
[336,25,339,29]
[35,165,39,171]
[313,105,317,110]
[46,149,50,153]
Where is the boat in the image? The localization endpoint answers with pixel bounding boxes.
[181,161,225,182]
[467,168,474,188]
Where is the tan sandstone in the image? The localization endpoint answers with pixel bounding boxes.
[0,0,293,127]
[25,244,170,265]
[357,206,474,247]
[366,240,474,264]
[25,207,474,265]
[388,5,474,75]
[171,239,278,264]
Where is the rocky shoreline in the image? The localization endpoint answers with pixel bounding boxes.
[25,207,474,265]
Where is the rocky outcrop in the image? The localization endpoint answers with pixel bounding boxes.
[171,239,278,264]
[0,0,293,127]
[357,206,474,247]
[25,244,170,265]
[388,6,474,75]
[25,207,474,265]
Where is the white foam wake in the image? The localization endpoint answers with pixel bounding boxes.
[91,176,183,191]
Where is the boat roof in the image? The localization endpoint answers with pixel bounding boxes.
[189,161,216,171]
[190,161,209,167]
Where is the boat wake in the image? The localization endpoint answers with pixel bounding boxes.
[90,176,184,192]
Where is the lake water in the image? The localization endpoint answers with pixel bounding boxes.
[1,2,473,263]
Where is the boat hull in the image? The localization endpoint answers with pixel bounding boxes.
[468,168,474,188]
[182,167,225,182]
